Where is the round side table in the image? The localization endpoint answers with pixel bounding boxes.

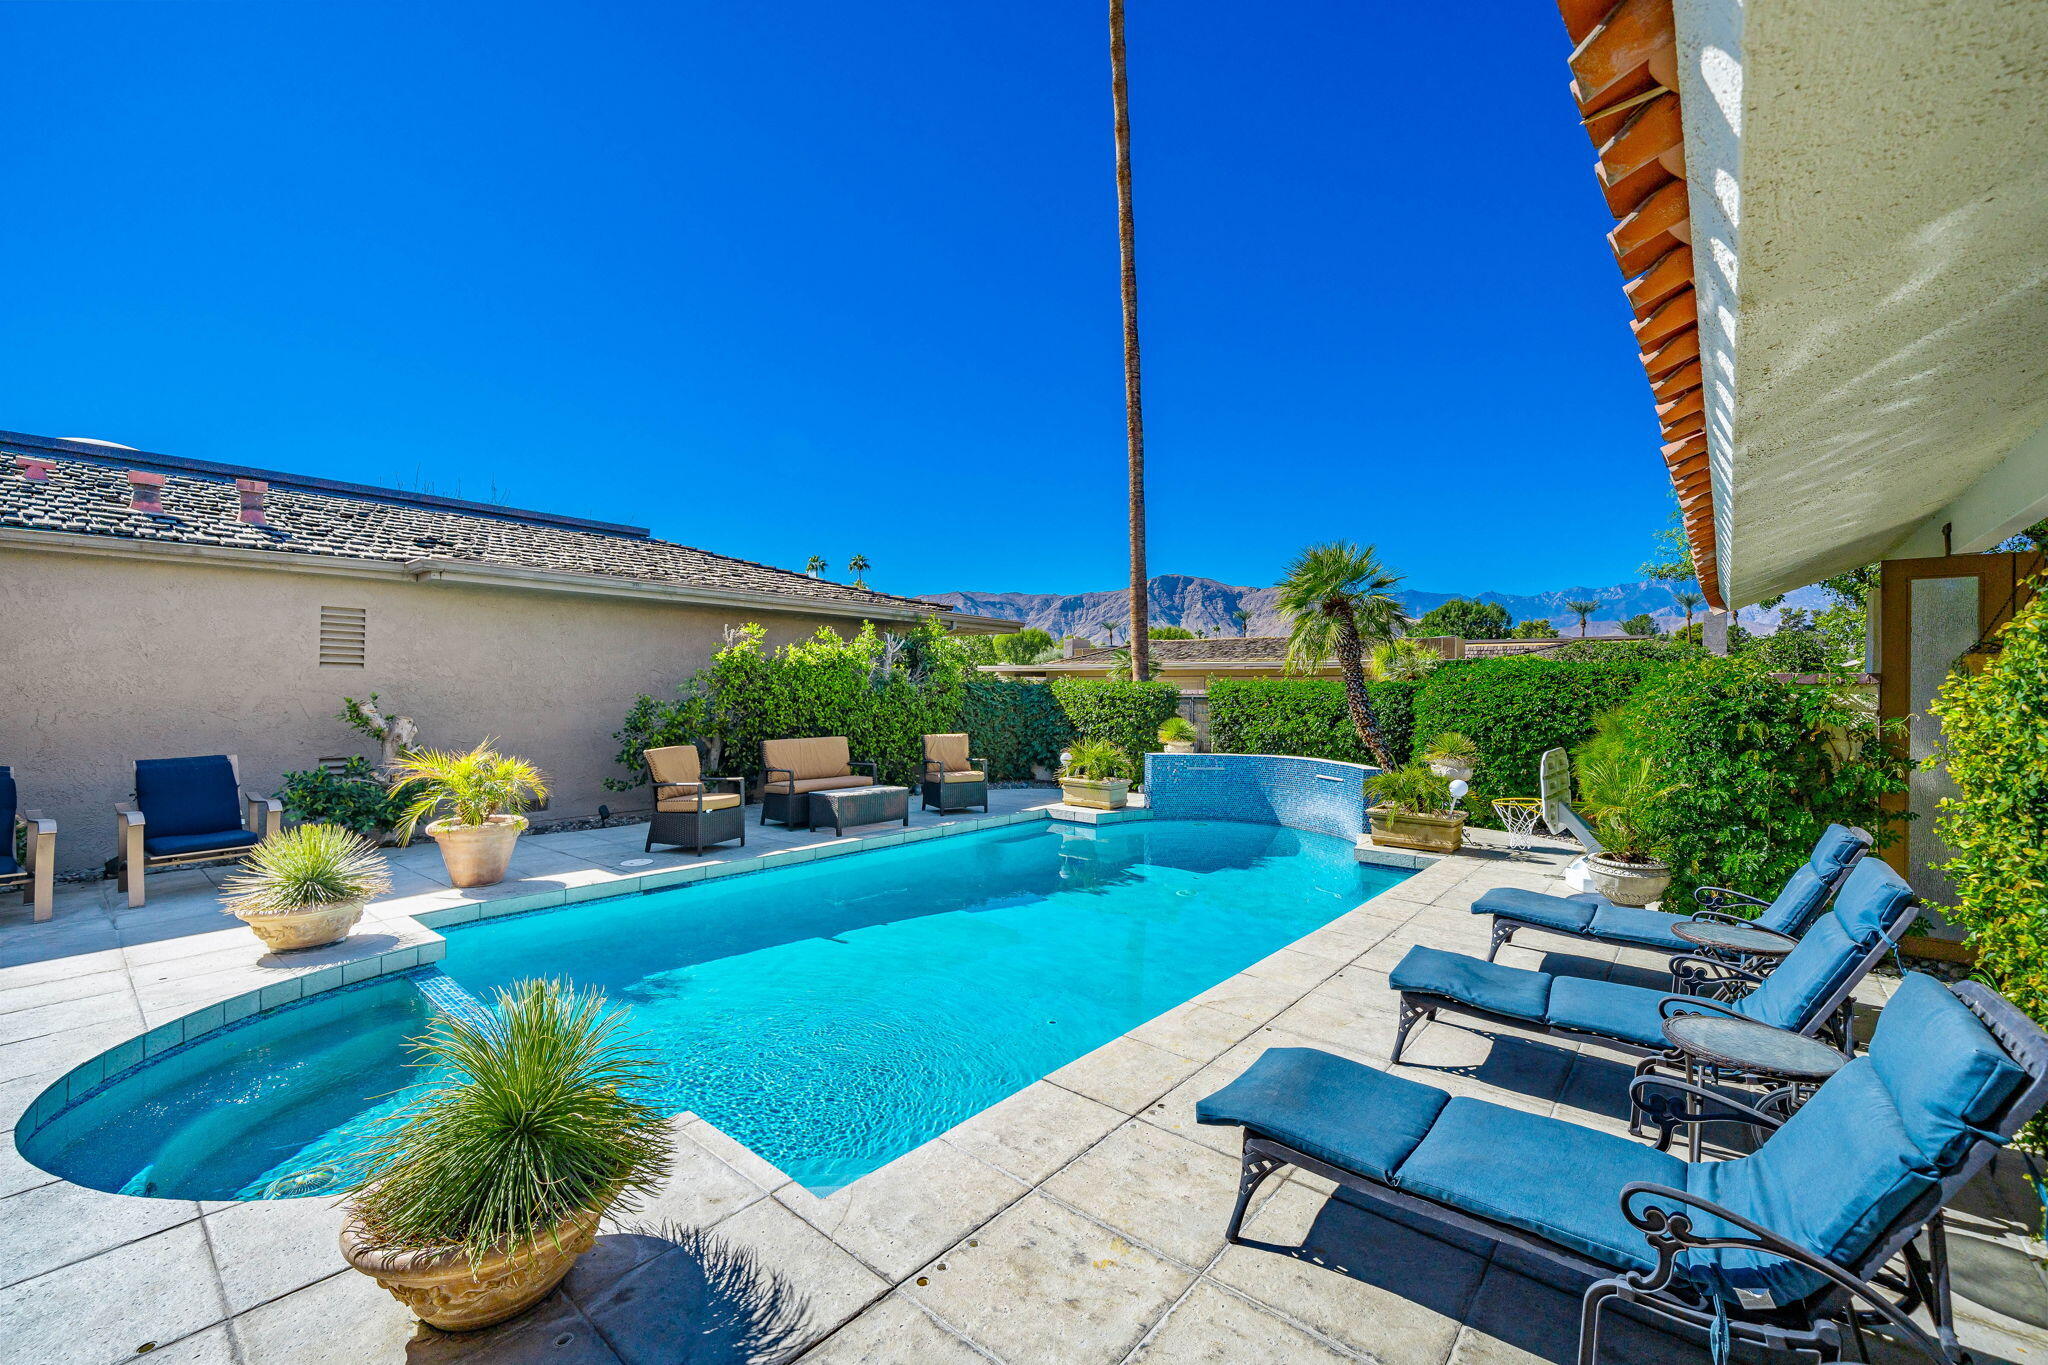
[1658,1012,1846,1160]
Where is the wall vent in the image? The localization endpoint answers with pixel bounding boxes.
[319,606,367,667]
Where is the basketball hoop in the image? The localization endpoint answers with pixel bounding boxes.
[1492,797,1543,857]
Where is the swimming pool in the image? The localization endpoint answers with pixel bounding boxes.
[22,818,1405,1199]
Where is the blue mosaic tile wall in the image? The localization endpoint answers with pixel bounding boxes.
[1144,753,1377,842]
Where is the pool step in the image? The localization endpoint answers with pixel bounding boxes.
[1045,802,1153,826]
[406,967,495,1027]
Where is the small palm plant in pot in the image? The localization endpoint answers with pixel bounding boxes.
[1421,731,1478,782]
[1574,719,1674,906]
[341,979,672,1332]
[392,741,548,888]
[222,823,390,952]
[1367,763,1466,854]
[1059,740,1132,810]
[1157,716,1199,754]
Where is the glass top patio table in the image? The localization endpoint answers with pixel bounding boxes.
[1672,919,1799,958]
[1661,1012,1846,1082]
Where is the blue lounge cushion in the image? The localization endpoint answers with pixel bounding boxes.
[135,756,243,839]
[1751,824,1867,936]
[1469,886,1600,935]
[1733,915,1861,1030]
[0,853,17,879]
[143,828,260,861]
[1583,904,1693,952]
[1196,1047,1449,1181]
[0,765,15,832]
[1830,858,1915,947]
[1393,1097,1686,1273]
[1391,946,1552,1025]
[1870,973,2027,1168]
[1545,976,1678,1049]
[1685,1060,1937,1306]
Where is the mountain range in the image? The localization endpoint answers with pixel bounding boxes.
[924,574,1826,638]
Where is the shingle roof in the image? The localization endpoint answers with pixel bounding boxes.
[1062,637,1293,665]
[0,440,960,618]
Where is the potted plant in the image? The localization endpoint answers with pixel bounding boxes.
[221,823,390,952]
[1574,724,1674,906]
[1422,732,1478,782]
[392,742,549,888]
[1059,740,1131,810]
[340,980,671,1332]
[1367,763,1467,854]
[1157,716,1199,754]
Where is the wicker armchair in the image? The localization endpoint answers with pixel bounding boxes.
[644,745,745,855]
[920,733,989,814]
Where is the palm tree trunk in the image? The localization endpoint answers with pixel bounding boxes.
[1332,611,1394,769]
[1110,0,1149,682]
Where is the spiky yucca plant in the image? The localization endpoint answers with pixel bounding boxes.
[345,979,671,1263]
[222,823,390,918]
[389,741,549,844]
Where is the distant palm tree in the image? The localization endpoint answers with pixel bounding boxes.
[1232,607,1252,637]
[804,555,827,578]
[1565,599,1602,637]
[847,553,871,589]
[1109,0,1148,682]
[1098,619,1120,646]
[1275,543,1404,768]
[1673,589,1704,630]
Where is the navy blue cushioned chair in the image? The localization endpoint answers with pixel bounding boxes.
[117,754,281,908]
[1475,823,1871,962]
[1389,858,1918,1081]
[1198,972,2046,1365]
[0,766,57,922]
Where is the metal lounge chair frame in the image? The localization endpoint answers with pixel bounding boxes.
[1484,826,1873,965]
[1221,981,2047,1365]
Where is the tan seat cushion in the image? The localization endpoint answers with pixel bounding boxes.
[936,769,986,783]
[656,791,742,813]
[924,733,973,773]
[762,736,851,781]
[645,744,702,786]
[764,774,872,795]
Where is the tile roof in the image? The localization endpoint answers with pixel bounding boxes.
[1061,637,1293,665]
[1556,0,1724,610]
[0,438,964,619]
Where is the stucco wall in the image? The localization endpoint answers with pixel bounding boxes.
[0,547,852,871]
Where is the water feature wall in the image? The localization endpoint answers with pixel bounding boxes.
[1143,753,1377,843]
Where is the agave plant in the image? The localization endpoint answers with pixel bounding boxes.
[389,741,549,844]
[1422,731,1478,764]
[1157,716,1198,744]
[222,823,390,918]
[345,979,672,1263]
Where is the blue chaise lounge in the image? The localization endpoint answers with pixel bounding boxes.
[1198,972,2045,1364]
[1390,857,1917,1069]
[1475,823,1871,962]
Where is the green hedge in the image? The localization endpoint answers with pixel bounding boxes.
[961,679,1074,780]
[1049,678,1182,775]
[1408,655,1670,823]
[1208,678,1417,767]
[1616,656,1910,902]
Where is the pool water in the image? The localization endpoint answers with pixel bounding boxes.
[23,819,1404,1199]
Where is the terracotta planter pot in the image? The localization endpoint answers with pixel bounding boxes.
[341,1209,600,1332]
[427,815,526,888]
[1586,853,1673,907]
[1368,805,1467,855]
[234,900,365,952]
[1059,777,1130,810]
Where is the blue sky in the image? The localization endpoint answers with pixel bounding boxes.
[2,1,1668,600]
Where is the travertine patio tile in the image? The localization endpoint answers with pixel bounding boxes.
[1040,1118,1247,1269]
[674,1195,891,1345]
[0,1178,201,1288]
[0,1016,148,1086]
[939,1080,1125,1186]
[0,1129,58,1198]
[1265,994,1400,1058]
[0,987,144,1047]
[133,1323,239,1364]
[0,963,134,1016]
[798,1291,997,1363]
[775,1139,1029,1281]
[1046,1034,1207,1115]
[227,1267,419,1365]
[1128,1280,1356,1363]
[616,1119,774,1233]
[202,1193,351,1315]
[0,1223,226,1365]
[1212,1180,1480,1363]
[1125,1002,1262,1062]
[902,1192,1195,1365]
[1238,946,1346,989]
[0,943,127,989]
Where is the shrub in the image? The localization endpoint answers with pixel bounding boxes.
[345,979,671,1262]
[1157,715,1198,744]
[1421,731,1476,764]
[222,823,391,917]
[1413,599,1512,639]
[1208,678,1416,767]
[1510,618,1559,639]
[1048,678,1181,771]
[1411,656,1668,822]
[1621,613,1659,638]
[277,758,407,838]
[1571,713,1669,860]
[1929,585,2048,1030]
[960,678,1073,779]
[390,743,550,842]
[1610,656,1910,901]
[1062,739,1130,781]
[1369,763,1451,814]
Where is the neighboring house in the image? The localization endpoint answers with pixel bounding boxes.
[0,432,1009,871]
